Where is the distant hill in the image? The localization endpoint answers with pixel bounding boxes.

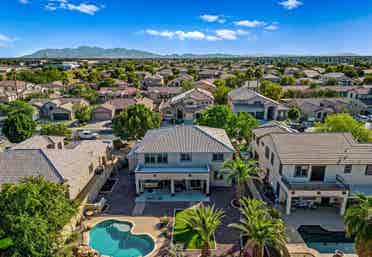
[21,46,361,59]
[22,46,161,59]
[22,46,242,59]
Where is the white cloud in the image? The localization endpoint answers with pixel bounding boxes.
[215,29,238,40]
[145,30,206,40]
[206,35,221,42]
[19,0,30,4]
[265,24,279,31]
[45,0,101,15]
[144,28,252,42]
[0,34,16,48]
[234,20,266,28]
[175,31,205,40]
[279,0,303,10]
[200,14,226,24]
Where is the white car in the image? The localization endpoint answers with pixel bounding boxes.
[78,130,99,140]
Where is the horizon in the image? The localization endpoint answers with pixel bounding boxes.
[2,0,372,57]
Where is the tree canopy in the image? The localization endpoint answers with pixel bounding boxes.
[0,177,77,257]
[2,112,36,143]
[40,123,72,138]
[112,104,161,139]
[344,194,372,257]
[196,105,259,141]
[68,84,98,103]
[73,103,92,123]
[0,100,35,117]
[315,113,372,143]
[259,80,283,101]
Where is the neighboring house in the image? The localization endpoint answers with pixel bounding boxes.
[167,74,193,87]
[159,88,214,124]
[128,125,235,198]
[91,103,115,121]
[105,97,154,116]
[262,74,281,83]
[142,74,164,89]
[194,79,217,93]
[251,125,372,215]
[0,80,28,94]
[157,69,173,80]
[30,98,89,121]
[146,87,184,104]
[284,67,300,76]
[347,85,372,113]
[0,136,114,202]
[98,86,138,102]
[282,98,365,123]
[198,70,219,79]
[321,72,353,86]
[303,69,321,79]
[228,86,288,121]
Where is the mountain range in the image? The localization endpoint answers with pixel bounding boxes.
[22,46,240,59]
[21,46,360,59]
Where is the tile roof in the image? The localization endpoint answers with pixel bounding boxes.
[3,136,109,199]
[170,88,214,104]
[0,149,63,185]
[132,125,234,154]
[265,132,372,165]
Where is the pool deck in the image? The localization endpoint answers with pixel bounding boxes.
[83,215,165,257]
[280,207,358,257]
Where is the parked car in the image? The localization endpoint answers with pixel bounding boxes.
[78,130,99,140]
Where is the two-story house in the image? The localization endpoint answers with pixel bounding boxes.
[228,86,288,121]
[128,125,235,201]
[159,88,214,124]
[251,124,372,215]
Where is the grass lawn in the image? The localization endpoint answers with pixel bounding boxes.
[172,209,216,250]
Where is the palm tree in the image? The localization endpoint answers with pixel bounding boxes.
[222,159,260,202]
[344,194,372,257]
[182,204,225,257]
[229,198,289,257]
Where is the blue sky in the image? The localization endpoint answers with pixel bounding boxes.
[1,0,372,57]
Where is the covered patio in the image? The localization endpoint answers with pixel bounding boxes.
[134,165,211,202]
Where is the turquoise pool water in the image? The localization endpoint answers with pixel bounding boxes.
[89,220,155,257]
[298,225,355,254]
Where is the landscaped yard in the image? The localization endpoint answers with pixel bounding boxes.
[172,209,216,250]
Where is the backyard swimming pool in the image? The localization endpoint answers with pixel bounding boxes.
[89,220,155,257]
[298,225,355,254]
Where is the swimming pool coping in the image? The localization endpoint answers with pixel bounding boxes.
[83,215,164,257]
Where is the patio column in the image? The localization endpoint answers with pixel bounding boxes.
[206,179,210,196]
[171,180,175,196]
[340,196,348,216]
[135,178,140,195]
[286,195,292,215]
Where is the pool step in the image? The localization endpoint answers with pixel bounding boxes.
[132,202,146,216]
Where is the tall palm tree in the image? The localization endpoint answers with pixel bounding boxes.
[344,194,372,257]
[229,198,289,257]
[182,204,225,257]
[222,159,260,201]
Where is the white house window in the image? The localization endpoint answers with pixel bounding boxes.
[145,153,168,164]
[294,165,309,178]
[365,165,372,175]
[212,153,224,162]
[344,165,352,174]
[180,153,192,162]
[265,146,270,159]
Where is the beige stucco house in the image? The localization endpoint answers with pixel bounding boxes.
[128,125,235,199]
[251,123,372,215]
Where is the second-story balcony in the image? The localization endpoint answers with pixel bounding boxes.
[281,175,350,191]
